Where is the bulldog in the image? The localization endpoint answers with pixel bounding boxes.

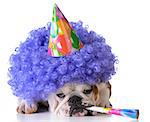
[10,3,116,117]
[17,82,112,116]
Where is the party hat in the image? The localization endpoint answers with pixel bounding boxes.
[48,4,83,57]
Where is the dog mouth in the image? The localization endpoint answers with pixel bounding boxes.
[69,104,95,117]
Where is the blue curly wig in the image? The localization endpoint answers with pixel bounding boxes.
[8,21,117,103]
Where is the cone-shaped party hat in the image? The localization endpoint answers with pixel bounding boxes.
[48,4,83,57]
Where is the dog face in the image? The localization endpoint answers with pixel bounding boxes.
[48,82,111,116]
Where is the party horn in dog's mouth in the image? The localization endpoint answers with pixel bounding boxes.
[86,106,139,119]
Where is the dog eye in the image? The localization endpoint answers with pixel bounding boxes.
[83,88,93,94]
[56,93,65,98]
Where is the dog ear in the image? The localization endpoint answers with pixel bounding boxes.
[92,82,111,107]
[48,93,58,112]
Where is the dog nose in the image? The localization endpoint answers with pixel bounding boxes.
[68,95,82,106]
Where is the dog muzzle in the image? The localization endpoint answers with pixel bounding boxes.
[68,95,94,116]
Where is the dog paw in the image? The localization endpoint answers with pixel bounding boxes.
[99,101,112,108]
[17,100,38,114]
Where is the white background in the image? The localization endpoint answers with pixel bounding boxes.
[0,0,150,121]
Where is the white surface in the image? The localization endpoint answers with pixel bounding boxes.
[0,0,150,121]
[14,112,140,122]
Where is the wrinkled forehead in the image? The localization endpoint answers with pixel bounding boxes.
[57,83,91,94]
